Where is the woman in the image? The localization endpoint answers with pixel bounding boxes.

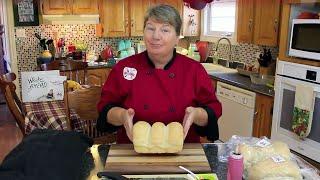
[97,4,222,143]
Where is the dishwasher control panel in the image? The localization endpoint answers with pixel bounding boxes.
[216,82,256,108]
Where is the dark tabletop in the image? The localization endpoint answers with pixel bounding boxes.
[80,143,229,180]
[209,72,274,97]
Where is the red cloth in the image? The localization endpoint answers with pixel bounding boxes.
[97,51,222,143]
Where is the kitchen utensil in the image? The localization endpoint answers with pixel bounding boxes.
[104,143,211,174]
[179,166,200,180]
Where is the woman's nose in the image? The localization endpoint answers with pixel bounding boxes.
[152,29,161,40]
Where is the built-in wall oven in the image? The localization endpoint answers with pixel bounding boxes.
[271,60,320,162]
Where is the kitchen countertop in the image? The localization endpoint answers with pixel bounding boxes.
[86,63,274,97]
[209,72,274,97]
[80,143,228,180]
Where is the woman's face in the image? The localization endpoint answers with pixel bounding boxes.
[144,18,179,58]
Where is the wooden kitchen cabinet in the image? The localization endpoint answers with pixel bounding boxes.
[41,0,99,15]
[252,94,274,138]
[87,68,112,86]
[237,0,254,43]
[153,0,183,13]
[41,0,71,14]
[98,0,152,37]
[237,0,281,46]
[99,0,130,37]
[98,0,194,37]
[130,0,154,36]
[182,3,200,36]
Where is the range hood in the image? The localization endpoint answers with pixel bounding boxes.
[41,15,99,24]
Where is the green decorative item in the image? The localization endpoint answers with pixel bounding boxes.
[292,107,310,138]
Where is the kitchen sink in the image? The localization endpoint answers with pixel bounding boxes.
[201,63,237,74]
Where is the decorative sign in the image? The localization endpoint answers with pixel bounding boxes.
[13,0,39,26]
[21,71,66,102]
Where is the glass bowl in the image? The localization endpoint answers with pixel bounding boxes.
[250,74,275,85]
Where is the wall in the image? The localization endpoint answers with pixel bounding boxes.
[15,24,278,74]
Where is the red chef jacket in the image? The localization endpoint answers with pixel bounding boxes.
[97,50,222,143]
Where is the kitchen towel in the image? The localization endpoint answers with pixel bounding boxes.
[292,84,315,139]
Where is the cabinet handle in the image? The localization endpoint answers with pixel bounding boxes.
[131,19,134,28]
[125,19,129,27]
[248,19,253,32]
[254,111,258,119]
[274,19,278,32]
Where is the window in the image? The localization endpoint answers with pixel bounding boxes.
[202,0,236,38]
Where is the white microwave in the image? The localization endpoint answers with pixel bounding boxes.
[289,19,320,61]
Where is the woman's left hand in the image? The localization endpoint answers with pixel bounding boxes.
[182,106,196,139]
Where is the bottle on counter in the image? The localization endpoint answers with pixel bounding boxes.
[227,151,244,180]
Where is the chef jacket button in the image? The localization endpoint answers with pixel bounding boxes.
[169,73,175,78]
[168,106,175,112]
[143,104,149,110]
[146,70,153,75]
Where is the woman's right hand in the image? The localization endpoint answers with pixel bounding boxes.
[121,108,135,142]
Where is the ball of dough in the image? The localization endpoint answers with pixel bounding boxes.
[133,121,184,153]
[239,141,291,170]
[248,157,302,180]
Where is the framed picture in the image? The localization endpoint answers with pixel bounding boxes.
[13,0,39,27]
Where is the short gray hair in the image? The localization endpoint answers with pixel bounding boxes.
[144,4,182,35]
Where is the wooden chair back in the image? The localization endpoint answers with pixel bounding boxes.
[0,73,25,136]
[63,82,116,144]
[41,59,88,84]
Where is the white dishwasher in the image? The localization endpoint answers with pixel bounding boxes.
[216,82,256,142]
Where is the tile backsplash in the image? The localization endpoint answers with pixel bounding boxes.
[15,24,278,74]
[185,37,279,65]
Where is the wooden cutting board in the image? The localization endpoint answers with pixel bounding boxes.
[105,143,212,174]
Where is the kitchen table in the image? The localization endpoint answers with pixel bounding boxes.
[24,100,84,134]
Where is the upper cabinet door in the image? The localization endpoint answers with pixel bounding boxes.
[253,0,280,46]
[102,0,129,37]
[182,3,200,36]
[154,0,183,15]
[72,0,99,14]
[41,0,71,15]
[130,0,153,36]
[236,0,254,43]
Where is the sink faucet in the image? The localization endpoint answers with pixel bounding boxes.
[215,37,232,67]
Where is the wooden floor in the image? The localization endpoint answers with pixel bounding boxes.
[0,103,23,164]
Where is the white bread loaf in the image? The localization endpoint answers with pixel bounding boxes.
[133,121,184,153]
[239,141,291,169]
[248,157,302,180]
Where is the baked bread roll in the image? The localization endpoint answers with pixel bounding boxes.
[248,157,302,180]
[239,141,291,169]
[133,121,184,153]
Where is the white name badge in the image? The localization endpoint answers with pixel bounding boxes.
[123,67,137,80]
